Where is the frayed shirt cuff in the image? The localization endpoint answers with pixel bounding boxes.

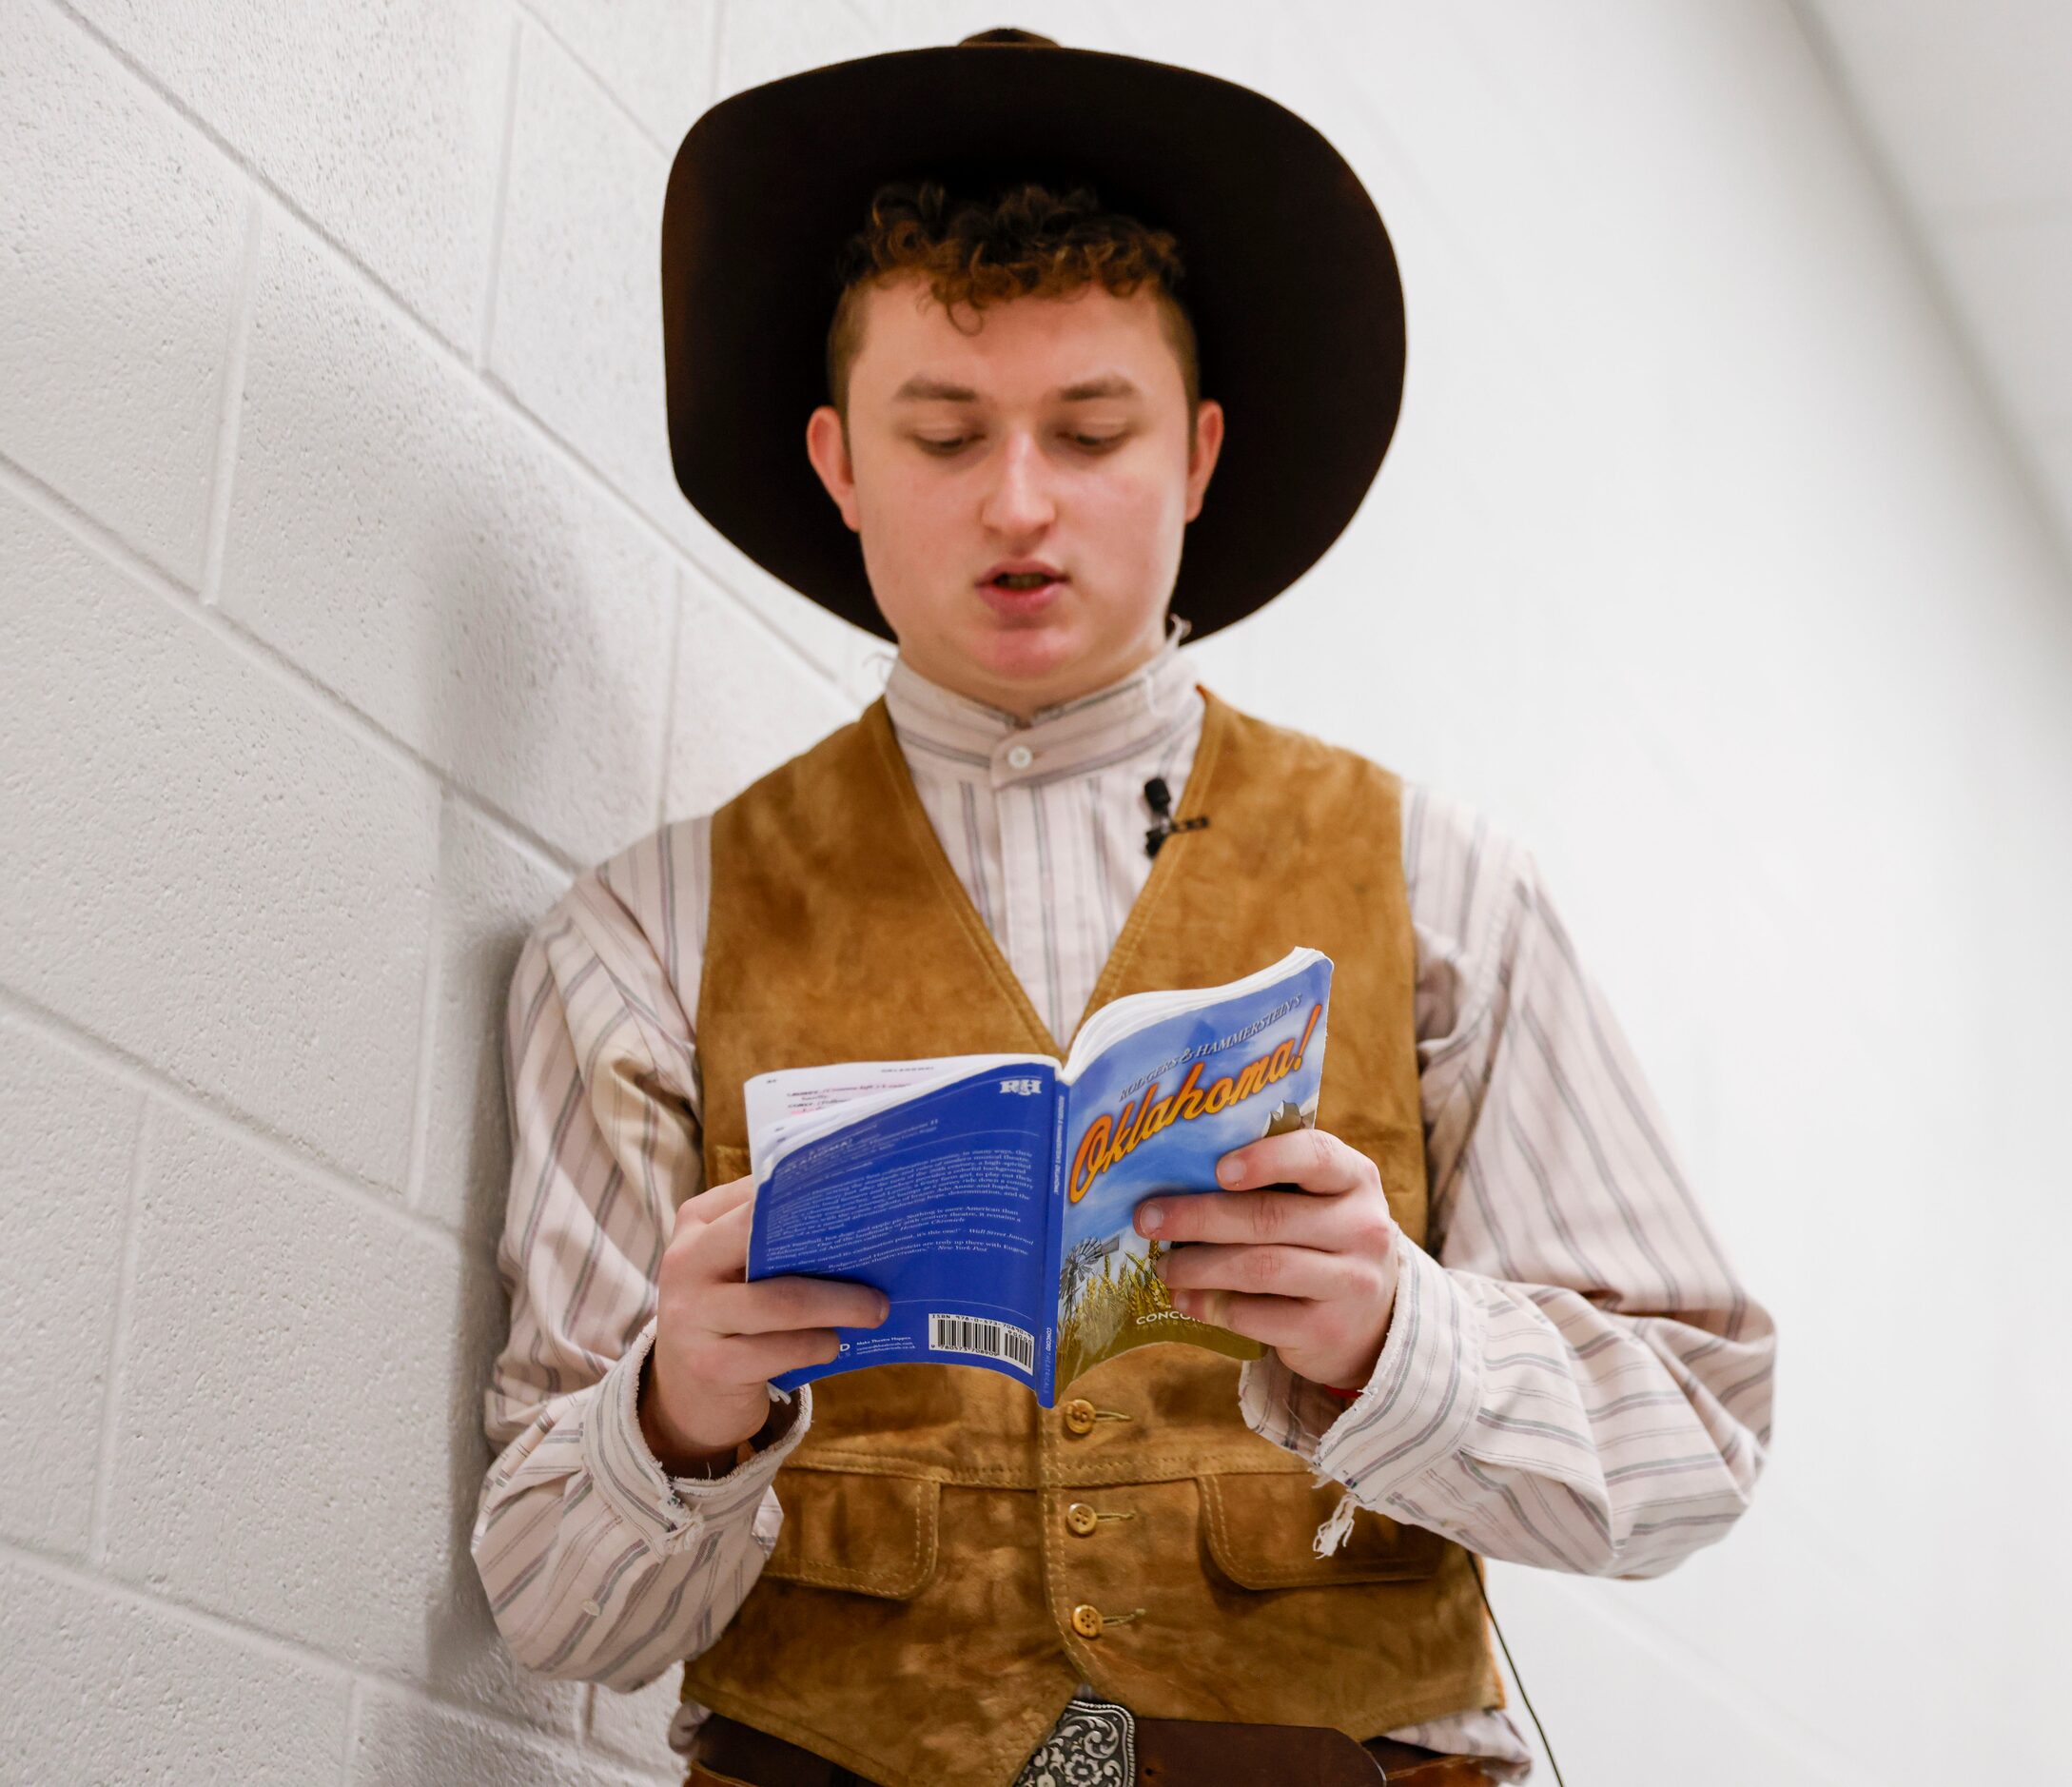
[1239,1232,1486,1509]
[580,1317,813,1557]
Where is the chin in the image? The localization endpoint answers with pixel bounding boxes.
[967,621,1088,687]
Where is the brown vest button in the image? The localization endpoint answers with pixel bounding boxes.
[1070,1602,1104,1639]
[1062,1398,1098,1435]
[1065,1502,1099,1536]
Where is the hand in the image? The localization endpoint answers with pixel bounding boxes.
[1133,1128,1400,1393]
[640,1172,890,1469]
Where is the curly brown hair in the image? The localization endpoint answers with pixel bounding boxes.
[824,177,1200,443]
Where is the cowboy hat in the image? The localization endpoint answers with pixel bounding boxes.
[660,27,1405,642]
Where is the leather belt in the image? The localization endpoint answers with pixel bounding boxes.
[688,1709,1497,1786]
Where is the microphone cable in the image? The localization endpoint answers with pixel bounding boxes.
[1472,1561,1568,1786]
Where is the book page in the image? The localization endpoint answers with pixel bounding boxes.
[1059,945,1324,1083]
[1050,951,1334,1392]
[745,1052,1048,1171]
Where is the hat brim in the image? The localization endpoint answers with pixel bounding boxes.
[661,39,1405,643]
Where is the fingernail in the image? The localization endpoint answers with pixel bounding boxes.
[877,1296,890,1322]
[1217,1157,1240,1187]
[1139,1204,1163,1234]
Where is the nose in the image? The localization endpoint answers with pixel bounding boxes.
[979,427,1057,536]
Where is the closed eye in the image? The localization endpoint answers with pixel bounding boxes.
[915,432,1126,454]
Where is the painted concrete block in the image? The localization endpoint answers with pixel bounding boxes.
[0,5,245,583]
[351,1680,664,1787]
[102,1105,462,1677]
[417,797,571,1236]
[69,0,509,352]
[665,566,859,821]
[0,1554,350,1786]
[0,492,437,1190]
[526,0,718,152]
[0,1024,146,1558]
[218,212,674,869]
[490,26,687,551]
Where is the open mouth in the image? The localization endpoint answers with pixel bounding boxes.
[978,572,1066,618]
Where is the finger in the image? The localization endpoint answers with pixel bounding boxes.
[709,1326,848,1383]
[682,1195,754,1283]
[682,1175,757,1223]
[1136,1188,1343,1247]
[1157,1241,1360,1303]
[703,1272,889,1337]
[1169,1287,1318,1351]
[1215,1128,1368,1194]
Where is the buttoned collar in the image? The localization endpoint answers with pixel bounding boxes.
[882,617,1202,786]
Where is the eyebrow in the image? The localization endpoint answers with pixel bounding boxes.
[890,373,1144,403]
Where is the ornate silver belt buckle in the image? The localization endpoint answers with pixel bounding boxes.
[1011,1694,1136,1786]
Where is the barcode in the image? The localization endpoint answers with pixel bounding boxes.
[928,1312,1035,1374]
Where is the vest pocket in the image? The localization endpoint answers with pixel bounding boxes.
[760,1467,942,1599]
[1199,1469,1443,1587]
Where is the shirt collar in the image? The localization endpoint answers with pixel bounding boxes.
[883,615,1200,779]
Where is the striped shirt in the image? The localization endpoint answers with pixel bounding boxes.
[470,624,1774,1779]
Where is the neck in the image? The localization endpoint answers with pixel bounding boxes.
[898,621,1181,723]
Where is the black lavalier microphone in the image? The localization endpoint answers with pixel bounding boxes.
[1143,777,1210,858]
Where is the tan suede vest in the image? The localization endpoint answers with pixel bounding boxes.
[680,687,1503,1787]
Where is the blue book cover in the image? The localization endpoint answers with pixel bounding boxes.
[744,947,1334,1406]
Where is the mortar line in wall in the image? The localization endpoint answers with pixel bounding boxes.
[39,0,655,567]
[27,398,848,880]
[36,0,474,377]
[442,781,583,881]
[0,1538,598,1762]
[0,453,587,881]
[0,438,197,596]
[511,0,672,155]
[0,986,468,1261]
[700,570,870,702]
[189,583,584,878]
[200,187,265,608]
[84,1096,153,1568]
[477,11,525,375]
[401,794,450,1214]
[42,0,879,698]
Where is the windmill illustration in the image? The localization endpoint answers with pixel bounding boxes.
[1059,1232,1121,1319]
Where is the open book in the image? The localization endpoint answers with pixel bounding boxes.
[743,947,1333,1406]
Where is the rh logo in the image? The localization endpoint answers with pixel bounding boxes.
[999,1077,1045,1096]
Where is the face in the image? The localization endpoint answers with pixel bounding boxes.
[805,274,1224,717]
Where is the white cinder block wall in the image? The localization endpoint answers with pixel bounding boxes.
[4,3,2066,1782]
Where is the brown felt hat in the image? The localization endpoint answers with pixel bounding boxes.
[659,27,1406,644]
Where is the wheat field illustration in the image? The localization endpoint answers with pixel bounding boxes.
[1055,1234,1179,1388]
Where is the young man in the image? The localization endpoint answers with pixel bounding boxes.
[472,29,1774,1787]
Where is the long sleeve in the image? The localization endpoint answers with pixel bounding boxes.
[469,836,816,1692]
[1240,784,1775,1580]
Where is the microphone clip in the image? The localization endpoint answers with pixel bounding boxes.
[1143,776,1210,859]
